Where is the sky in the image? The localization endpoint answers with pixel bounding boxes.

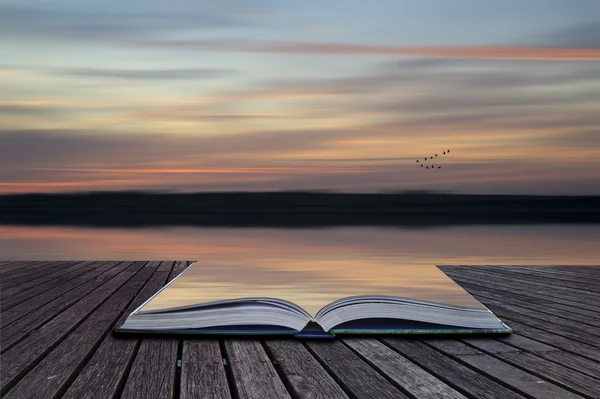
[1,0,599,195]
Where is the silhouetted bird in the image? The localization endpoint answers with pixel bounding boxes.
[416,160,419,163]
[438,166,441,169]
[435,154,438,157]
[447,149,450,153]
[420,164,423,167]
[443,151,445,155]
[424,157,427,161]
[426,166,429,169]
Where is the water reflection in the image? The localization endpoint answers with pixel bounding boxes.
[1,225,598,265]
[140,262,485,315]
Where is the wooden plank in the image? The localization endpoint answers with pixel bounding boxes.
[2,261,79,288]
[443,267,600,304]
[447,276,600,319]
[307,340,409,399]
[474,296,600,338]
[469,267,600,293]
[62,267,174,399]
[121,262,182,399]
[1,260,94,299]
[1,261,103,311]
[498,319,600,362]
[457,354,583,399]
[460,337,521,354]
[0,261,124,351]
[535,351,600,380]
[480,303,600,347]
[496,334,558,353]
[264,340,348,399]
[426,339,481,355]
[180,340,231,399]
[498,352,600,399]
[382,338,526,399]
[0,261,66,289]
[450,281,600,327]
[0,261,145,394]
[423,338,585,399]
[490,266,600,288]
[444,266,600,302]
[2,261,157,399]
[120,339,178,399]
[444,272,600,312]
[344,338,466,399]
[224,340,291,399]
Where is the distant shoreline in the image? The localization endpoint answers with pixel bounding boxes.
[1,191,599,227]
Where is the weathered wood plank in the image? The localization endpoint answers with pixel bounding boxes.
[264,339,348,399]
[496,334,558,352]
[0,261,68,289]
[460,337,521,354]
[448,281,600,327]
[426,339,481,355]
[446,276,600,319]
[120,339,179,399]
[225,340,291,399]
[489,266,600,290]
[423,338,584,399]
[0,261,124,350]
[497,319,600,362]
[120,261,182,399]
[2,262,158,399]
[0,261,145,394]
[1,260,95,299]
[1,261,103,311]
[443,267,600,305]
[498,352,600,398]
[536,350,600,380]
[180,340,232,399]
[457,354,583,399]
[480,303,600,347]
[464,266,600,292]
[383,338,526,399]
[306,340,409,399]
[62,268,174,399]
[344,338,466,399]
[444,272,600,312]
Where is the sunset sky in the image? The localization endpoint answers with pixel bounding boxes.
[1,0,599,194]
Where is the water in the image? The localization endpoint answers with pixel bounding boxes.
[1,224,598,265]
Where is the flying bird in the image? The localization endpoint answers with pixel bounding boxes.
[416,160,419,163]
[438,166,441,169]
[426,166,429,169]
[435,154,438,157]
[443,151,445,155]
[447,149,450,153]
[420,164,423,167]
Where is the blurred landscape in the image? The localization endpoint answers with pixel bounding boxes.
[2,191,599,228]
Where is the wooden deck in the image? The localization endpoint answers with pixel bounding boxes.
[1,262,599,399]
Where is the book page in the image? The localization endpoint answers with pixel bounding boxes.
[139,256,485,316]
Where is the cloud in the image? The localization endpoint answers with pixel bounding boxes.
[538,22,600,48]
[55,68,231,80]
[0,2,269,39]
[127,38,600,61]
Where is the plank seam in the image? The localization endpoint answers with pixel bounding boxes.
[219,339,240,399]
[260,340,301,399]
[301,342,359,399]
[0,262,146,396]
[458,341,600,399]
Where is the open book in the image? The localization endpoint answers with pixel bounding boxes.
[116,262,511,337]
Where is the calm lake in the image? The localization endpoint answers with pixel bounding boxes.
[1,224,599,265]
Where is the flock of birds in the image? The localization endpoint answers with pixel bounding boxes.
[416,149,450,169]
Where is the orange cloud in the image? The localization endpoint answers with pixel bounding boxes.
[138,39,600,60]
